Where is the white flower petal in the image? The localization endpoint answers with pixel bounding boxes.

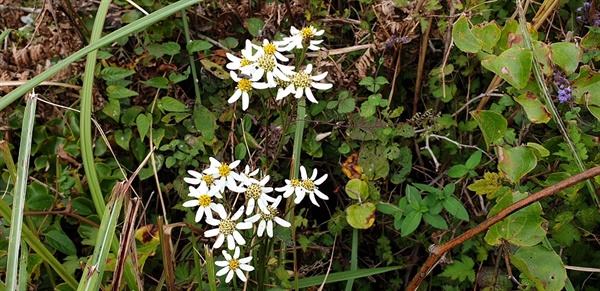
[213,234,225,249]
[232,231,246,245]
[266,220,274,237]
[225,270,234,283]
[275,217,291,227]
[204,228,220,238]
[305,87,318,103]
[182,200,199,207]
[216,266,229,276]
[235,269,247,282]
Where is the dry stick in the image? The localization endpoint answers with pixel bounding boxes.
[406,165,600,291]
[412,16,432,116]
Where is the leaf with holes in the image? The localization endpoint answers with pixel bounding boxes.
[510,245,567,291]
[481,47,532,89]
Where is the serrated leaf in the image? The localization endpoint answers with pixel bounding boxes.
[452,16,481,53]
[514,92,551,123]
[346,202,376,229]
[106,85,138,99]
[497,146,537,183]
[470,110,507,149]
[440,256,476,282]
[186,40,212,52]
[510,246,567,291]
[485,191,546,246]
[468,172,503,195]
[338,98,355,114]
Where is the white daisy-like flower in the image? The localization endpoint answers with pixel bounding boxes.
[241,48,294,88]
[240,165,260,183]
[251,39,289,62]
[229,71,269,111]
[277,25,325,51]
[183,170,220,194]
[239,175,276,215]
[296,165,329,207]
[276,64,332,103]
[182,183,219,222]
[245,195,291,237]
[215,246,254,283]
[205,204,253,250]
[226,40,256,73]
[203,157,243,193]
[274,177,304,199]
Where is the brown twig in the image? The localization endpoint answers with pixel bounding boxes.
[407,165,600,290]
[22,201,100,228]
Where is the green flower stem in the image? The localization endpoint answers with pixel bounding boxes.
[205,246,217,291]
[345,228,358,291]
[6,93,36,291]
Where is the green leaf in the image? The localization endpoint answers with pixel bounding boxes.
[293,266,402,288]
[345,179,369,200]
[440,256,476,282]
[423,213,448,229]
[106,85,138,99]
[470,110,507,149]
[99,67,135,82]
[550,42,581,75]
[401,210,422,236]
[45,230,77,256]
[472,21,501,53]
[514,92,551,123]
[376,202,401,215]
[159,96,188,112]
[143,77,170,89]
[406,185,422,208]
[193,105,216,141]
[510,245,567,291]
[26,194,54,210]
[447,164,468,178]
[465,150,482,169]
[442,197,469,221]
[219,37,238,49]
[338,98,355,114]
[71,197,95,216]
[234,143,246,160]
[526,142,550,158]
[497,146,537,183]
[452,16,481,53]
[186,40,212,52]
[161,42,181,55]
[481,47,532,89]
[485,191,546,246]
[358,143,389,180]
[114,128,132,150]
[120,106,144,126]
[467,172,504,196]
[346,202,376,229]
[102,98,120,122]
[136,113,152,142]
[247,18,265,37]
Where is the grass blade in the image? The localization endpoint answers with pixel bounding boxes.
[5,93,37,291]
[292,266,403,289]
[345,228,358,291]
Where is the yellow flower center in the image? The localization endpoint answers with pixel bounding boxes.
[198,194,212,207]
[290,179,301,188]
[275,77,290,88]
[301,180,315,192]
[246,183,262,200]
[257,55,276,72]
[260,205,278,221]
[218,164,232,177]
[219,219,236,236]
[202,174,215,186]
[300,27,314,40]
[237,79,253,92]
[240,58,252,67]
[229,259,240,270]
[291,72,312,89]
[263,43,276,55]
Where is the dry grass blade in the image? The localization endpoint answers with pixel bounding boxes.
[112,197,142,290]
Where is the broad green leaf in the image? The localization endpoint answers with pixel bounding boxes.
[159,96,188,112]
[338,97,355,114]
[199,59,230,80]
[485,191,546,246]
[193,105,216,141]
[26,194,54,210]
[234,143,246,160]
[573,66,600,122]
[102,98,121,122]
[358,143,389,180]
[186,40,212,52]
[452,16,481,53]
[406,185,422,208]
[219,37,238,49]
[346,202,376,229]
[465,150,482,169]
[114,128,132,150]
[376,202,401,215]
[550,42,581,75]
[440,256,476,282]
[120,106,144,126]
[472,21,501,53]
[481,47,532,89]
[106,85,138,99]
[497,146,537,183]
[526,142,550,158]
[143,76,170,89]
[514,92,551,123]
[136,113,152,141]
[510,245,567,291]
[423,213,448,229]
[99,67,135,82]
[470,110,507,149]
[345,179,369,200]
[71,197,95,216]
[161,42,181,55]
[446,164,468,178]
[401,210,422,236]
[247,18,265,37]
[442,197,469,221]
[45,230,77,256]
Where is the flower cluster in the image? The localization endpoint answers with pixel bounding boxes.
[553,70,572,103]
[577,1,600,27]
[182,158,328,282]
[225,26,333,110]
